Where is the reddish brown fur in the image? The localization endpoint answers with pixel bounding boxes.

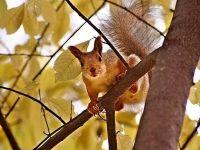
[69,36,149,115]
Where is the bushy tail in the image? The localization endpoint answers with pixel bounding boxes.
[101,0,163,59]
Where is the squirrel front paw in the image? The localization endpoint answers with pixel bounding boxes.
[87,102,99,115]
[116,72,126,81]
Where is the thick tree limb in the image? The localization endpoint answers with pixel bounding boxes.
[36,47,159,150]
[133,0,200,149]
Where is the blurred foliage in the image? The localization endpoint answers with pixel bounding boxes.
[0,0,199,150]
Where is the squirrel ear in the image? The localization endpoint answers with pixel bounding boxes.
[68,46,82,60]
[94,36,102,55]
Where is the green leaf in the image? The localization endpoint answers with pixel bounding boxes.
[0,3,24,34]
[41,0,56,23]
[117,133,133,150]
[54,40,89,81]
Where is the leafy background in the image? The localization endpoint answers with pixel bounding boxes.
[0,0,200,149]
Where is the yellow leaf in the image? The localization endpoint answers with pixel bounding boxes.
[0,0,7,18]
[23,3,41,37]
[21,81,39,94]
[15,38,37,53]
[117,133,133,150]
[0,62,18,81]
[50,2,70,45]
[54,50,81,81]
[69,129,81,139]
[0,3,24,34]
[10,55,24,71]
[188,81,200,104]
[77,118,103,150]
[43,97,75,121]
[116,112,138,140]
[41,0,56,23]
[72,0,103,17]
[197,59,200,70]
[26,0,42,16]
[0,55,9,62]
[26,57,40,81]
[179,115,197,149]
[54,40,89,81]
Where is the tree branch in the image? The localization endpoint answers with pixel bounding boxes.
[1,1,65,109]
[0,86,65,124]
[35,47,159,150]
[65,0,130,69]
[0,110,20,150]
[133,0,200,149]
[105,107,117,150]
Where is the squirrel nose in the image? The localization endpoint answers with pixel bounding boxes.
[90,67,96,73]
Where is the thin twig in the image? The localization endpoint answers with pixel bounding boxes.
[65,0,130,69]
[0,53,52,57]
[0,86,65,124]
[39,89,51,136]
[180,119,200,150]
[33,125,65,150]
[5,98,20,119]
[4,0,65,117]
[34,45,159,150]
[0,110,20,150]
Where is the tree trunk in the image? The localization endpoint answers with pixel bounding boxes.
[134,0,200,150]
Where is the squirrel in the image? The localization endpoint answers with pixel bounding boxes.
[68,0,162,115]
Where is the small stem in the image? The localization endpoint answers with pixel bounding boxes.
[0,86,65,124]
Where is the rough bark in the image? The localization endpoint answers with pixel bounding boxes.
[134,0,200,150]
